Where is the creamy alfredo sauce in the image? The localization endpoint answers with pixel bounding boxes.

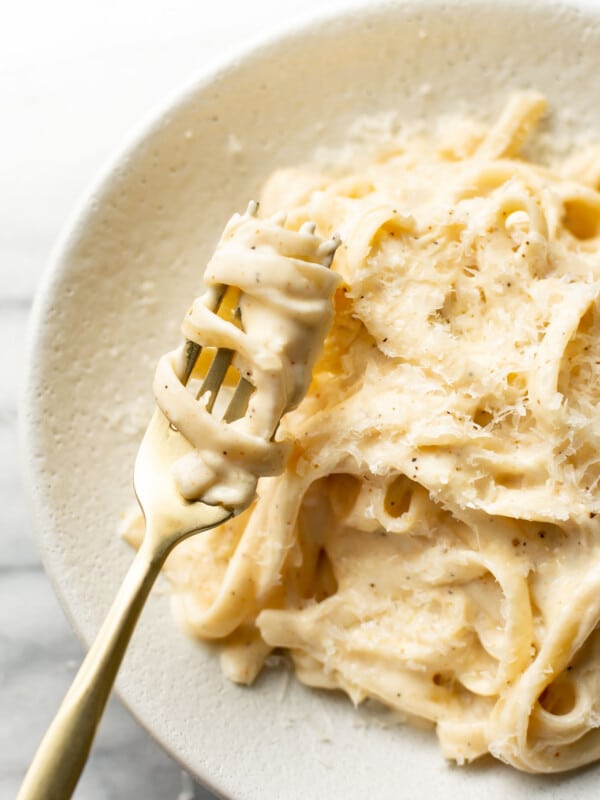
[157,93,600,774]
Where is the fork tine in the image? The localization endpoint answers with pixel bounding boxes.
[180,284,229,385]
[222,376,254,423]
[197,347,234,411]
[181,340,201,385]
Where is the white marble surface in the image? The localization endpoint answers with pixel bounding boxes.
[0,2,342,797]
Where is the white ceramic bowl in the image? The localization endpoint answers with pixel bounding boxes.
[23,1,600,798]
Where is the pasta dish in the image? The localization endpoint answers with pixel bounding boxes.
[130,92,600,773]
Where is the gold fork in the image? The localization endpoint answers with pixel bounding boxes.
[17,287,263,800]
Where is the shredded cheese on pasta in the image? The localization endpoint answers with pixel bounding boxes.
[163,92,600,773]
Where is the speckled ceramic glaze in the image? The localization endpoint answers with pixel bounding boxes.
[23,1,600,798]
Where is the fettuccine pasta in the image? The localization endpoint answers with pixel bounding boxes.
[150,93,600,772]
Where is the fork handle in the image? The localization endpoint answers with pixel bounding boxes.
[17,540,167,800]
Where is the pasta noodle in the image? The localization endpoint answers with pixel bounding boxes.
[152,93,600,772]
[153,204,340,508]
